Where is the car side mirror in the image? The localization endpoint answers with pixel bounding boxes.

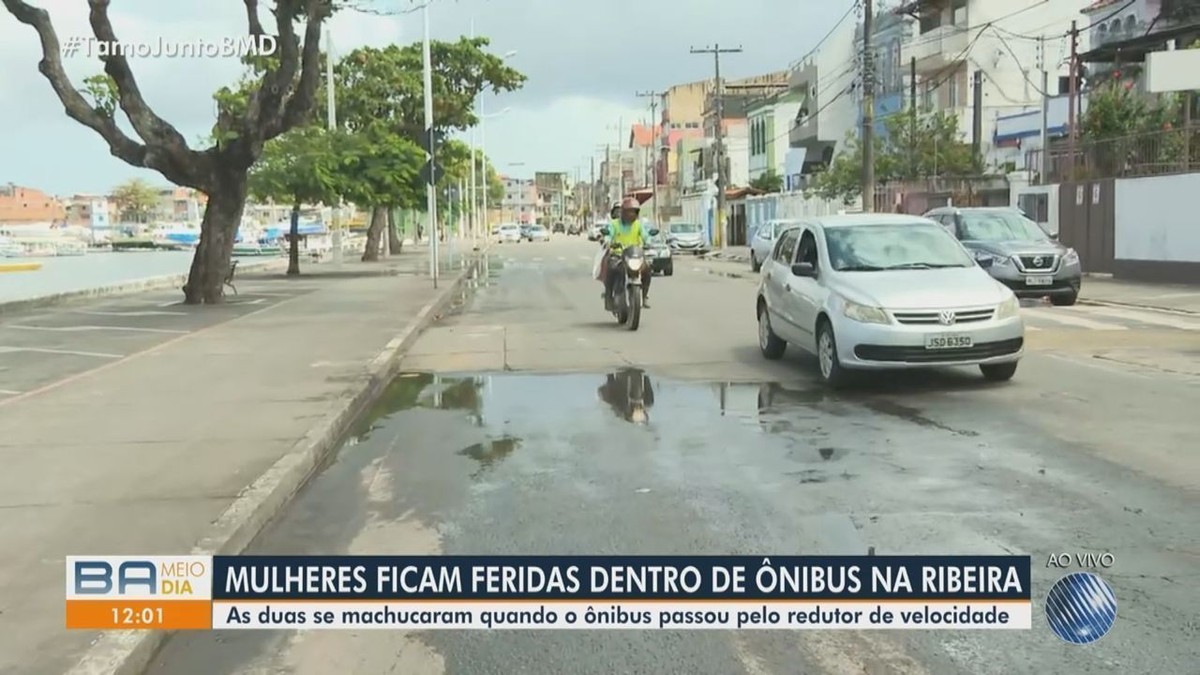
[647,228,660,236]
[1048,231,1059,240]
[791,262,816,277]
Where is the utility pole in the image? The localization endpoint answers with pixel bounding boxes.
[325,27,342,266]
[590,155,596,219]
[421,1,438,286]
[691,44,742,247]
[637,90,663,225]
[862,2,875,212]
[910,56,917,177]
[972,69,983,165]
[1068,21,1079,182]
[1038,37,1049,180]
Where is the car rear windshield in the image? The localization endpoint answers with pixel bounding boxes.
[960,211,1049,242]
[825,223,974,270]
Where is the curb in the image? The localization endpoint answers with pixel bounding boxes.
[65,253,485,675]
[1078,297,1199,316]
[0,259,288,316]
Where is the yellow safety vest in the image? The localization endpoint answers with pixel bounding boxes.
[609,218,644,248]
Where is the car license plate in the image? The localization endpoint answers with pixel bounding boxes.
[925,334,973,349]
[1025,275,1053,286]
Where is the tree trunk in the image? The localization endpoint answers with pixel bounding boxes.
[182,171,247,304]
[287,203,301,276]
[361,205,386,262]
[387,208,402,254]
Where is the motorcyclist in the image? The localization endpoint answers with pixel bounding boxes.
[597,369,655,424]
[601,197,652,309]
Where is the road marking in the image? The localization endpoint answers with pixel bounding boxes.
[1073,305,1199,330]
[1020,308,1127,330]
[1042,353,1154,379]
[0,346,123,358]
[0,389,20,395]
[74,310,186,317]
[6,324,188,334]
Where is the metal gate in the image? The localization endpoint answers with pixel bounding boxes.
[1057,179,1115,274]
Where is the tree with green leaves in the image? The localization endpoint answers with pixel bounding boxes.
[807,107,978,203]
[749,170,784,193]
[110,177,160,223]
[2,0,334,303]
[324,39,525,255]
[336,124,426,260]
[248,126,347,275]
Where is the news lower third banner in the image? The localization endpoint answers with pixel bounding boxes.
[65,555,1032,630]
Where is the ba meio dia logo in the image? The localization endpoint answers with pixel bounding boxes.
[1044,571,1117,644]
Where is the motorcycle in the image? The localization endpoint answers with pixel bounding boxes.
[600,227,658,331]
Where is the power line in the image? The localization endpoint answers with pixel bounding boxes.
[789,0,862,70]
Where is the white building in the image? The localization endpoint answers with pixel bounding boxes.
[897,0,1092,167]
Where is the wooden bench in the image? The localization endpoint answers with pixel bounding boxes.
[224,259,239,295]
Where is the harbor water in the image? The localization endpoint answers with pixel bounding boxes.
[0,250,274,304]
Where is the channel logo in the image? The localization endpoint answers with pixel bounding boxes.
[66,556,211,599]
[1044,571,1117,644]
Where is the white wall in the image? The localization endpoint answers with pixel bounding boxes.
[772,101,801,175]
[726,135,750,188]
[1115,174,1200,262]
[816,18,858,143]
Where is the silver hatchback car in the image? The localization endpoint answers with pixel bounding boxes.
[755,214,1024,387]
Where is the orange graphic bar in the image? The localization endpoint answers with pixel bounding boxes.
[66,599,211,630]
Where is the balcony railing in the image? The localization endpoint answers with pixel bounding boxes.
[1026,126,1200,183]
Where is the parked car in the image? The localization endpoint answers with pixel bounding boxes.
[552,223,565,233]
[525,224,551,242]
[755,214,1024,387]
[496,223,521,244]
[666,222,709,254]
[647,230,674,276]
[750,219,805,271]
[567,223,582,235]
[923,206,1082,305]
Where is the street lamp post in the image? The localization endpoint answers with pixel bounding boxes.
[478,50,516,237]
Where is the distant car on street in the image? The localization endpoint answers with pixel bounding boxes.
[567,223,582,235]
[666,222,709,254]
[749,218,805,271]
[923,206,1082,306]
[496,223,521,244]
[647,230,673,276]
[755,214,1024,387]
[588,222,606,241]
[552,223,565,233]
[525,224,550,242]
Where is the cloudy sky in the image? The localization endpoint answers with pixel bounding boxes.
[0,0,849,195]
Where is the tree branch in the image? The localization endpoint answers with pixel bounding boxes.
[243,0,266,36]
[86,0,195,164]
[272,0,330,136]
[0,0,171,174]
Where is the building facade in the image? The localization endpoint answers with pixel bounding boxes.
[500,176,538,223]
[64,194,112,229]
[747,93,803,182]
[855,6,915,140]
[0,183,64,224]
[897,0,1091,166]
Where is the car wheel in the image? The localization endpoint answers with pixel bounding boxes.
[664,261,673,276]
[757,302,786,360]
[980,361,1018,381]
[750,252,761,272]
[1050,290,1078,306]
[816,319,849,388]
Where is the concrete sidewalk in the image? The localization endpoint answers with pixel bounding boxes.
[1078,276,1200,314]
[0,248,481,675]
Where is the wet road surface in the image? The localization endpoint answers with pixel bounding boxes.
[149,238,1198,674]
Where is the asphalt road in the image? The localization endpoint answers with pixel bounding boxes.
[149,237,1198,675]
